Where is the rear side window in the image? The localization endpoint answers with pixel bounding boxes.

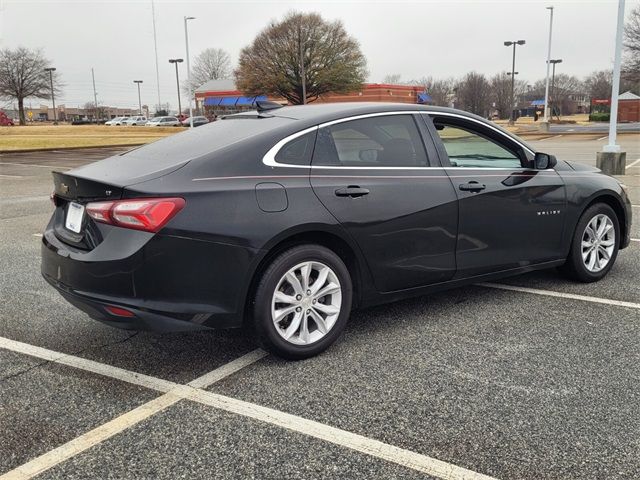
[275,131,317,166]
[312,114,429,167]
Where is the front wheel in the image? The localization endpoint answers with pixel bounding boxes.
[252,245,352,360]
[560,203,619,282]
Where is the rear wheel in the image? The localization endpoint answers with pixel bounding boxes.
[560,203,619,282]
[252,245,352,360]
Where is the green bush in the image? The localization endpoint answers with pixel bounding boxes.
[589,112,610,122]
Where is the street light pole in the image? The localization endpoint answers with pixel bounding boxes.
[504,40,525,125]
[543,6,554,124]
[184,16,196,128]
[604,0,625,153]
[44,67,57,125]
[169,59,183,115]
[91,68,99,121]
[549,59,562,118]
[133,80,143,115]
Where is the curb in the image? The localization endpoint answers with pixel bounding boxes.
[0,143,145,154]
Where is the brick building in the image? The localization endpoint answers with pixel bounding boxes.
[194,80,430,115]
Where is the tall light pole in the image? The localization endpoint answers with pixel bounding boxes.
[504,40,526,125]
[549,59,562,118]
[169,58,183,115]
[543,6,554,125]
[44,67,57,125]
[605,0,625,153]
[91,68,99,121]
[133,80,143,115]
[151,0,161,111]
[184,16,196,128]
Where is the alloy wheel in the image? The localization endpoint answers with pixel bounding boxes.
[271,261,342,345]
[581,213,615,273]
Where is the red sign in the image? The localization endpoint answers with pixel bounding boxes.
[591,98,611,105]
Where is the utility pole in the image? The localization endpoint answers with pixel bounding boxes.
[542,6,554,127]
[184,16,196,128]
[133,80,143,115]
[504,40,526,125]
[169,59,184,115]
[91,68,99,121]
[299,24,306,105]
[44,67,57,125]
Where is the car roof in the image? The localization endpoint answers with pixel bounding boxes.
[226,102,530,150]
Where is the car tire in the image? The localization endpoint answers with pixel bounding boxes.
[559,203,619,283]
[252,244,352,360]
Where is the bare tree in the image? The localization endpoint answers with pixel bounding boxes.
[489,72,512,119]
[623,4,640,86]
[186,48,231,93]
[382,74,402,84]
[455,72,491,116]
[235,11,367,105]
[0,47,61,125]
[583,70,613,100]
[411,76,453,106]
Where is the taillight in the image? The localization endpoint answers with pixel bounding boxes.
[86,197,185,232]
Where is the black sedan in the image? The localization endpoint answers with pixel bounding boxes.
[42,103,632,359]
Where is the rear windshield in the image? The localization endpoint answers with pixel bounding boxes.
[71,116,294,185]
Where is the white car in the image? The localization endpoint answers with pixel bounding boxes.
[105,116,129,126]
[124,116,148,126]
[145,116,182,127]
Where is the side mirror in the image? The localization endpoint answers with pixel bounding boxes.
[534,152,557,170]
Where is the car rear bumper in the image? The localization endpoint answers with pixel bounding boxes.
[41,219,260,331]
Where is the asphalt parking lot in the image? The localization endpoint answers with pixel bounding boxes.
[1,135,639,479]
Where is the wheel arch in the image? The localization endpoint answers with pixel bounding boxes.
[581,192,628,248]
[240,226,371,326]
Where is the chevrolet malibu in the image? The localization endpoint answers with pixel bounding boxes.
[42,103,632,359]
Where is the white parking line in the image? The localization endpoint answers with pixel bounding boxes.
[479,283,640,310]
[539,134,563,141]
[0,174,23,179]
[0,337,265,480]
[0,337,495,480]
[596,135,609,141]
[187,389,498,480]
[631,238,640,242]
[0,162,71,170]
[626,158,640,168]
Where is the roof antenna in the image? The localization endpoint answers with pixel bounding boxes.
[255,100,283,113]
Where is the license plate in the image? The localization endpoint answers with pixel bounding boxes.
[65,202,85,233]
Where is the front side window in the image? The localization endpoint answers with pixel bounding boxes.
[433,122,522,168]
[313,114,429,167]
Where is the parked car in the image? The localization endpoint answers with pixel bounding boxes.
[146,116,182,127]
[42,103,632,359]
[0,111,14,126]
[105,117,129,126]
[181,116,209,127]
[123,116,147,126]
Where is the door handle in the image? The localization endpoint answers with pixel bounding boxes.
[335,186,370,198]
[459,181,486,192]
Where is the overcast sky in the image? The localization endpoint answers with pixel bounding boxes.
[0,0,634,110]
